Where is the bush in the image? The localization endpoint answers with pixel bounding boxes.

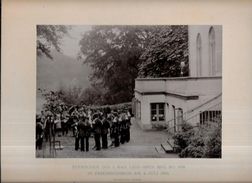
[173,122,195,151]
[205,123,222,158]
[180,145,206,158]
[179,133,206,158]
[173,121,221,158]
[181,122,194,131]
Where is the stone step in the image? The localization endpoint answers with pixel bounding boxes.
[167,140,174,148]
[154,146,166,154]
[161,143,174,153]
[167,139,181,153]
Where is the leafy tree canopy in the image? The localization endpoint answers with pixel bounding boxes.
[37,25,70,59]
[78,25,155,104]
[78,25,189,105]
[138,25,189,77]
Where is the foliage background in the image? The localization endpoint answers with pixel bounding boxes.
[37,25,189,106]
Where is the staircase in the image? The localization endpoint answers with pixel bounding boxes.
[155,94,222,154]
[155,137,180,154]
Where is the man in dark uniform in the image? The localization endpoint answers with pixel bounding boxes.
[125,110,132,142]
[78,117,91,151]
[110,116,120,147]
[101,115,110,149]
[78,117,85,151]
[114,118,120,147]
[66,115,74,136]
[109,116,115,147]
[44,114,53,142]
[93,115,102,151]
[36,116,44,150]
[117,115,124,144]
[83,118,92,151]
[61,113,69,136]
[120,114,127,144]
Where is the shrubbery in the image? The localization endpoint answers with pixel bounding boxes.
[90,102,132,112]
[173,120,221,158]
[205,123,222,158]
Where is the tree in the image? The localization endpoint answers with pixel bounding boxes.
[78,25,189,105]
[138,25,189,77]
[37,25,69,59]
[59,85,83,105]
[79,84,105,106]
[38,88,64,115]
[78,25,154,105]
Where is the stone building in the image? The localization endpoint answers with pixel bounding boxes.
[133,25,222,130]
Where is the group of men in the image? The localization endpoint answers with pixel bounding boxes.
[36,104,132,153]
[74,110,131,152]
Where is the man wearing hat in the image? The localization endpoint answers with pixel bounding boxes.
[44,113,52,142]
[83,117,92,151]
[61,112,69,136]
[101,114,110,149]
[78,117,91,152]
[125,110,132,142]
[110,116,120,147]
[93,115,102,151]
[120,113,127,145]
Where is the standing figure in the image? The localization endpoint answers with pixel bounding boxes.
[44,115,51,142]
[125,110,132,142]
[66,115,74,136]
[120,114,127,144]
[109,116,116,147]
[73,117,80,151]
[36,116,44,150]
[78,117,85,151]
[61,114,69,136]
[55,113,62,137]
[40,111,46,125]
[110,116,120,147]
[88,109,92,125]
[50,115,56,138]
[93,116,102,151]
[78,117,91,152]
[101,115,110,149]
[114,119,120,147]
[118,115,124,144]
[83,118,92,152]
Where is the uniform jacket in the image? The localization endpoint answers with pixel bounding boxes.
[101,119,110,135]
[93,118,102,134]
[78,121,92,137]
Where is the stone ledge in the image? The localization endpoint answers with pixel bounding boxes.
[134,89,199,100]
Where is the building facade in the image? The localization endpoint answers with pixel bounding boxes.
[133,25,222,130]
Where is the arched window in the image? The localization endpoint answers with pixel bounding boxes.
[177,108,183,131]
[209,27,216,76]
[196,33,202,76]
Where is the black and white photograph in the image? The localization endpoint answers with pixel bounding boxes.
[36,25,222,158]
[4,0,252,182]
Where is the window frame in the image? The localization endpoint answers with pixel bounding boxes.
[150,103,165,122]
